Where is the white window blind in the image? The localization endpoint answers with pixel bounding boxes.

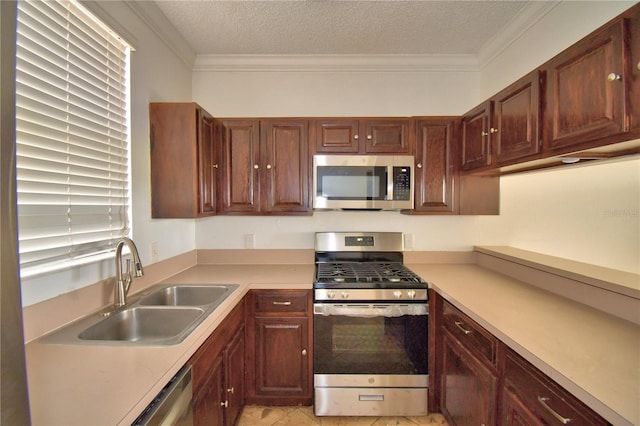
[16,0,131,274]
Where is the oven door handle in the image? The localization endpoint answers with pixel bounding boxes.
[313,303,428,317]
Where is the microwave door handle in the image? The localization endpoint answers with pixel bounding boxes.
[387,166,394,201]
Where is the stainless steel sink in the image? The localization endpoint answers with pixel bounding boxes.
[138,285,232,307]
[40,283,239,346]
[78,307,204,344]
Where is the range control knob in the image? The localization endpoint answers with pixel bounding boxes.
[341,291,349,299]
[393,290,402,299]
[327,290,336,299]
[407,290,416,299]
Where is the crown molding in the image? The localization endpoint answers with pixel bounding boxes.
[477,1,561,69]
[193,54,479,73]
[125,1,196,69]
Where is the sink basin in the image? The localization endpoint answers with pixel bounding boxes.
[138,285,232,307]
[78,307,204,344]
[40,283,240,346]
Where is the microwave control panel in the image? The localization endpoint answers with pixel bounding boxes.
[393,166,411,200]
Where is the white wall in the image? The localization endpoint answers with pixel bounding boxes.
[192,1,640,274]
[20,1,195,306]
[193,70,479,117]
[500,158,639,273]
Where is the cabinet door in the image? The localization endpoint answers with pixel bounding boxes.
[494,71,542,164]
[150,103,216,218]
[193,356,224,426]
[544,19,628,150]
[198,109,216,215]
[314,119,360,153]
[502,387,544,426]
[441,332,497,426]
[414,119,457,213]
[260,120,311,214]
[219,119,261,214]
[461,102,492,170]
[364,119,411,153]
[254,316,310,399]
[224,327,244,426]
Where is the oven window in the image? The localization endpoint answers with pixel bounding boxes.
[316,166,387,200]
[314,310,427,375]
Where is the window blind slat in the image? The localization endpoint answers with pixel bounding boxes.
[16,0,131,272]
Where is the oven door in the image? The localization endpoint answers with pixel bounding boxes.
[313,303,428,388]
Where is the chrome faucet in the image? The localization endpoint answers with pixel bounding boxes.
[114,237,144,308]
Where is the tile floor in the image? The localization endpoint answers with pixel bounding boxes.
[237,405,449,426]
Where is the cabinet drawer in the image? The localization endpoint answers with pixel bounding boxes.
[442,301,497,367]
[253,290,309,313]
[504,349,608,426]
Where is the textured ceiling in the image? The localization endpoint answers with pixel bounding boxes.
[152,1,534,55]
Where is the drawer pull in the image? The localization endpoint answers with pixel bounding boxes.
[538,396,572,424]
[454,321,472,335]
[272,301,292,306]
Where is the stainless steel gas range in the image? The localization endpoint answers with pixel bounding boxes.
[313,232,429,417]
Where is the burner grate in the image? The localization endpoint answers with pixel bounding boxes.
[316,262,423,284]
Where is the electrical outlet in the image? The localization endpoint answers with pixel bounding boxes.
[403,233,414,250]
[244,234,255,249]
[150,241,159,262]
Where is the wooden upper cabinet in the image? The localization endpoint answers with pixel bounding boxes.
[313,118,410,154]
[461,101,492,171]
[260,120,311,214]
[413,118,458,214]
[218,119,311,215]
[544,18,628,151]
[364,119,411,153]
[150,102,217,218]
[314,119,360,153]
[218,119,261,214]
[494,71,542,165]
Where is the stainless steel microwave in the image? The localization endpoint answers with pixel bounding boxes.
[313,155,414,210]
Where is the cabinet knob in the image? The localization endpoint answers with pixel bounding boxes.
[416,163,422,169]
[607,72,621,82]
[481,131,489,137]
[253,164,259,169]
[302,349,307,356]
[490,128,498,134]
[212,164,218,169]
[354,134,359,140]
[227,387,234,394]
[221,400,228,408]
[637,62,640,71]
[266,164,272,170]
[367,135,372,140]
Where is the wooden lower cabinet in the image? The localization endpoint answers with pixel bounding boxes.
[502,348,609,426]
[245,289,313,405]
[431,290,611,426]
[189,299,245,426]
[441,331,498,426]
[502,387,543,426]
[193,357,225,426]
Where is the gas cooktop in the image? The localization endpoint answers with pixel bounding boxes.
[315,261,426,289]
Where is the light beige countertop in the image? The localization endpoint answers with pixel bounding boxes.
[26,263,314,426]
[25,249,639,426]
[407,262,640,426]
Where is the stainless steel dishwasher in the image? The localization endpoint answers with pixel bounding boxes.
[132,365,193,426]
